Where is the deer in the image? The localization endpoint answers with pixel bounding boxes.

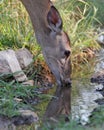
[20,0,72,122]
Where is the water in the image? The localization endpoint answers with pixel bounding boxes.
[71,80,103,125]
[71,49,104,125]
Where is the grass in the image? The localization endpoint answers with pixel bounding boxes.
[0,0,40,54]
[89,106,104,127]
[0,0,104,129]
[86,0,104,25]
[0,80,35,117]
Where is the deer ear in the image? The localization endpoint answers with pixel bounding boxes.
[47,6,63,33]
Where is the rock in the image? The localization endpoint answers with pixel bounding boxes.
[0,109,38,129]
[0,48,33,82]
[22,80,34,86]
[12,109,39,126]
[96,87,104,97]
[95,98,104,105]
[15,48,33,68]
[96,28,104,48]
[91,70,104,85]
[0,116,16,130]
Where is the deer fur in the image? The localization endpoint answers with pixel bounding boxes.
[20,0,71,87]
[20,0,72,121]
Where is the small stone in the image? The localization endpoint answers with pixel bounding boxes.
[22,80,34,86]
[12,109,39,126]
[0,116,16,130]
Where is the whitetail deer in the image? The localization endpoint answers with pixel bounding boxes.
[20,0,71,87]
[20,0,71,121]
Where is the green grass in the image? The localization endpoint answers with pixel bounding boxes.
[0,80,35,117]
[86,0,104,25]
[89,106,104,127]
[0,0,40,53]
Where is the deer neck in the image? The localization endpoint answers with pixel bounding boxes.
[20,0,51,46]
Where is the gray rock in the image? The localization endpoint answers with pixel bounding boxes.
[12,109,39,126]
[97,28,104,48]
[0,48,33,82]
[0,116,16,130]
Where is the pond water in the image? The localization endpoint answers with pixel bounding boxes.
[71,79,102,125]
[71,49,104,125]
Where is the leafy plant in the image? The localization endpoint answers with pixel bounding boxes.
[0,80,36,117]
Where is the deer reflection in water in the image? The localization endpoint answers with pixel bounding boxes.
[44,85,71,122]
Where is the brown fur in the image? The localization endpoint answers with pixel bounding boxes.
[20,0,71,121]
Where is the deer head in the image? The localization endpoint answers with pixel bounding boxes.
[20,0,71,87]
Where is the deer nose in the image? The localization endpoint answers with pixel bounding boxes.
[64,50,70,58]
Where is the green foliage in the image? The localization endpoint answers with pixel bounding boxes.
[89,105,104,127]
[0,0,38,51]
[40,118,104,130]
[42,120,83,130]
[86,0,104,25]
[0,79,37,117]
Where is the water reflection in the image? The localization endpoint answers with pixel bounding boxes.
[71,49,104,125]
[71,80,102,125]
